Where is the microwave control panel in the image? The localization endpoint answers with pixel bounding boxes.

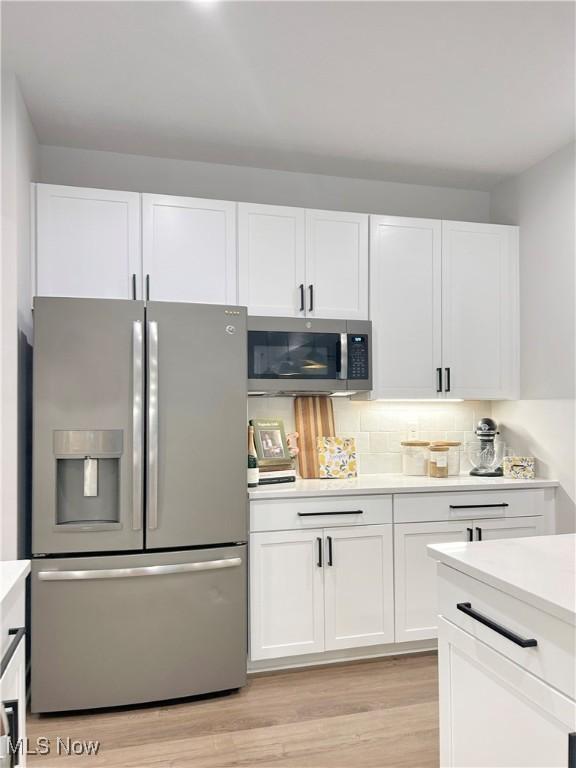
[347,335,369,379]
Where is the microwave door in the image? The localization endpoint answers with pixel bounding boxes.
[248,329,346,392]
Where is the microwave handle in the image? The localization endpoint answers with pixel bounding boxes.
[339,334,348,380]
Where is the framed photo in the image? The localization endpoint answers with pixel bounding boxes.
[250,418,291,467]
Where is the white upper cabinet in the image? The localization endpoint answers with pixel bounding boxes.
[238,204,369,319]
[305,210,369,320]
[142,194,237,304]
[35,184,141,300]
[370,216,442,398]
[442,221,519,399]
[238,203,306,317]
[369,217,519,400]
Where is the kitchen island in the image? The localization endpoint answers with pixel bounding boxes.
[428,534,576,768]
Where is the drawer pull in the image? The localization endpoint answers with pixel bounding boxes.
[569,732,576,768]
[449,503,509,510]
[317,537,323,567]
[297,510,363,517]
[456,602,537,648]
[1,627,25,678]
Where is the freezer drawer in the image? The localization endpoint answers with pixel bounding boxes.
[31,546,247,712]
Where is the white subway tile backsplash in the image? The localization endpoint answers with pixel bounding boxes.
[247,397,491,475]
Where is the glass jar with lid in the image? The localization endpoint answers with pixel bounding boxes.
[430,441,461,476]
[400,441,430,476]
[429,444,449,478]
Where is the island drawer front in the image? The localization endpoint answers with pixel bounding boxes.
[394,488,553,524]
[250,495,393,533]
[438,563,575,699]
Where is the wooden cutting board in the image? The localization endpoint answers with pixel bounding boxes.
[294,396,336,479]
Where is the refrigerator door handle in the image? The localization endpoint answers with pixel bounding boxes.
[147,320,159,530]
[132,321,143,531]
[38,557,242,581]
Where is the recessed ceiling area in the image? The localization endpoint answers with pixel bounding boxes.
[2,0,574,190]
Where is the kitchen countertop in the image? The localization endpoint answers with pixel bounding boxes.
[248,473,558,500]
[428,534,576,625]
[0,559,30,605]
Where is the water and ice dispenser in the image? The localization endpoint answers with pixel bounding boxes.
[54,430,123,526]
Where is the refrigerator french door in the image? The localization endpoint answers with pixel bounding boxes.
[31,298,248,712]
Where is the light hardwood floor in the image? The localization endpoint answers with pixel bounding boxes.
[27,652,439,767]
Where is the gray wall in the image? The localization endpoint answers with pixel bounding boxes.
[490,142,575,533]
[2,71,38,559]
[39,145,490,221]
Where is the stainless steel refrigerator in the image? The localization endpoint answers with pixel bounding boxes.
[30,298,248,713]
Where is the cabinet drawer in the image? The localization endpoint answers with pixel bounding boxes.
[250,495,392,533]
[394,488,553,524]
[438,563,576,698]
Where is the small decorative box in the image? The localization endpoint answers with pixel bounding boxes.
[316,437,358,479]
[502,456,535,479]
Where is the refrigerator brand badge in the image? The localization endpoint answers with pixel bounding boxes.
[225,325,236,335]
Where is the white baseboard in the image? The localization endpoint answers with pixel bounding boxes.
[247,639,437,674]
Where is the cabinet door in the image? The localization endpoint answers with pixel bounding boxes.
[438,617,576,768]
[142,195,237,304]
[370,216,442,398]
[306,210,368,320]
[36,184,141,300]
[473,515,546,541]
[394,520,472,642]
[249,530,324,660]
[323,525,394,650]
[1,634,26,766]
[238,203,306,317]
[442,221,519,399]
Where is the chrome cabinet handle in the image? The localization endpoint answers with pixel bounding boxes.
[131,273,137,300]
[147,321,159,530]
[145,274,150,301]
[132,321,143,531]
[38,558,242,581]
[456,602,537,648]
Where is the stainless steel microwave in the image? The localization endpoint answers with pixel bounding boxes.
[247,316,372,394]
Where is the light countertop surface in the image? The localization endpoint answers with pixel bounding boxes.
[428,534,576,625]
[0,559,30,605]
[249,473,558,500]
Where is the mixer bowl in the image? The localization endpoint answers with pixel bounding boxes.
[467,439,504,476]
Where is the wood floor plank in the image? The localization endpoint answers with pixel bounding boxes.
[27,652,439,768]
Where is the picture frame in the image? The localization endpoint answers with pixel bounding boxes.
[249,418,291,467]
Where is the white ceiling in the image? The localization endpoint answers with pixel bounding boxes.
[3,1,574,190]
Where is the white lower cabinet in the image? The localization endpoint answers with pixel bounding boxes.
[394,515,546,643]
[250,524,394,661]
[324,525,394,650]
[394,520,472,643]
[439,617,575,768]
[250,529,325,660]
